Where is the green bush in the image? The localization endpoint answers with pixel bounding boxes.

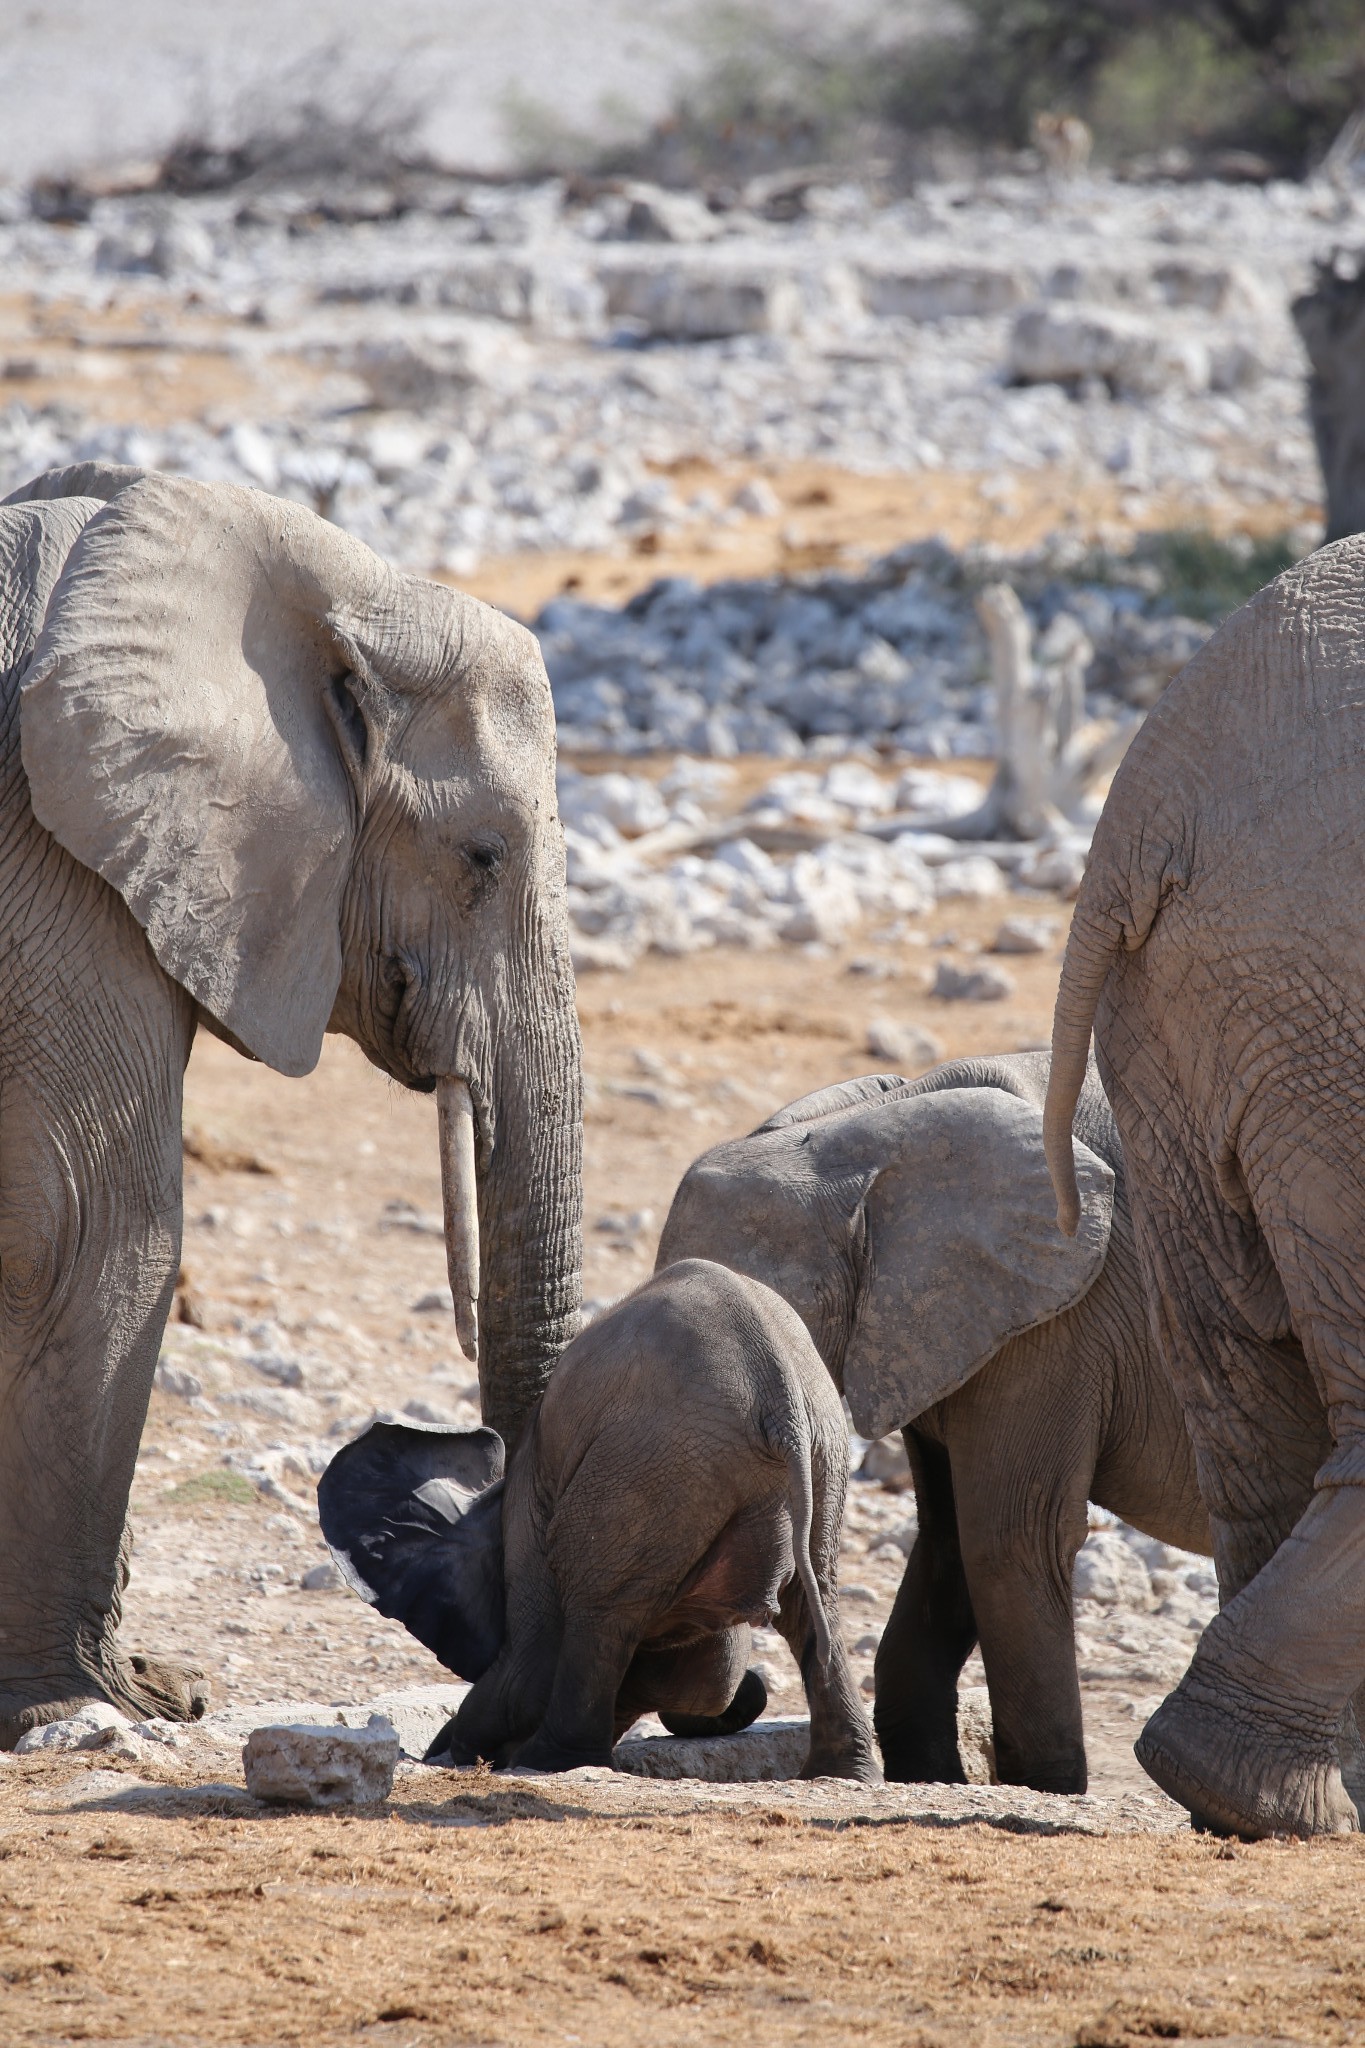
[1135,529,1303,618]
[570,0,1365,181]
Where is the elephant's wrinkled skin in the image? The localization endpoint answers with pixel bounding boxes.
[1044,536,1365,1838]
[319,1260,879,1781]
[658,1053,1209,1794]
[0,464,581,1747]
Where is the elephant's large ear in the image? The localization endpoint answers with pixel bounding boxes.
[842,1088,1114,1440]
[18,472,493,1076]
[317,1420,506,1682]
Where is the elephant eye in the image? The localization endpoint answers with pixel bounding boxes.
[461,837,505,878]
[328,672,369,771]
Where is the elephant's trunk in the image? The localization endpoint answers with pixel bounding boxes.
[437,1077,481,1362]
[472,961,583,1453]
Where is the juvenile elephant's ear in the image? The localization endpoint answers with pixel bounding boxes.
[317,1420,506,1682]
[18,471,494,1076]
[843,1088,1114,1441]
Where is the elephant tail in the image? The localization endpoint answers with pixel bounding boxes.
[1046,796,1179,1237]
[1045,898,1125,1239]
[767,1404,832,1673]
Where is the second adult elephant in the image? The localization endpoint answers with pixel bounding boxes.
[0,464,581,1745]
[657,1052,1210,1793]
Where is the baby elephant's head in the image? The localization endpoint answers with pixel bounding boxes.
[317,1419,506,1680]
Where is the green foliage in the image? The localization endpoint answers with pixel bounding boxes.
[1133,529,1302,618]
[164,1469,259,1510]
[576,0,1365,180]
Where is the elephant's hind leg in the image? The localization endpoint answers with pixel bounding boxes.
[874,1431,977,1784]
[0,902,205,1747]
[1111,1038,1356,1836]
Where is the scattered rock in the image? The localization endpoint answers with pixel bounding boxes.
[930,961,1017,1002]
[858,1435,914,1491]
[957,1687,997,1786]
[412,1288,454,1314]
[154,1358,203,1400]
[732,476,781,517]
[864,1019,943,1069]
[299,1562,345,1592]
[1073,1531,1155,1611]
[242,1717,399,1806]
[15,1703,141,1757]
[862,263,1030,321]
[990,915,1060,954]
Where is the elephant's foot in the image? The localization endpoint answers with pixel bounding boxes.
[507,1730,614,1774]
[802,1741,883,1784]
[660,1667,768,1739]
[1135,1668,1358,1841]
[0,1650,209,1751]
[876,1723,967,1785]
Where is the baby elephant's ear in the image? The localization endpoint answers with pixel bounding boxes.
[317,1421,506,1681]
[843,1087,1114,1440]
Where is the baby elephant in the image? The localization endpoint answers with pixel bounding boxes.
[659,1051,1211,1796]
[319,1259,878,1781]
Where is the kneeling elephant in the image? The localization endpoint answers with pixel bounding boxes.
[319,1259,878,1781]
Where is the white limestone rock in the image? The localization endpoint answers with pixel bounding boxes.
[243,1716,400,1806]
[15,1703,143,1757]
[930,960,1016,1002]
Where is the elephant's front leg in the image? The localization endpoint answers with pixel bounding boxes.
[874,1431,978,1784]
[0,944,205,1747]
[509,1606,641,1772]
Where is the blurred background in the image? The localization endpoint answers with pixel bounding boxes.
[2,0,1363,952]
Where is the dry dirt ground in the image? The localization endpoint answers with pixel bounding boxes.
[2,1762,1364,2048]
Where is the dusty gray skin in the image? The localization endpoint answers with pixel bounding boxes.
[0,463,581,1748]
[1042,536,1365,1839]
[658,1053,1209,1795]
[319,1260,879,1781]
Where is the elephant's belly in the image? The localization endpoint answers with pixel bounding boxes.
[655,1500,794,1641]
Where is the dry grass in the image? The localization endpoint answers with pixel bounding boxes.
[1,1762,1361,2046]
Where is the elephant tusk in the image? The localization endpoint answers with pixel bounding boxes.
[437,1077,480,1364]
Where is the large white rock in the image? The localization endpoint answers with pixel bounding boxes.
[243,1716,400,1806]
[1008,304,1209,398]
[862,263,1031,321]
[613,1694,996,1783]
[604,261,802,340]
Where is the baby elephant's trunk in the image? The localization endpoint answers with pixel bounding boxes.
[772,1410,832,1671]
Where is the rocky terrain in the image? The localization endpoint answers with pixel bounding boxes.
[0,162,1335,574]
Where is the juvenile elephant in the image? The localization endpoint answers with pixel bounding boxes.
[657,1052,1210,1794]
[0,463,581,1746]
[319,1259,878,1780]
[1045,535,1365,1837]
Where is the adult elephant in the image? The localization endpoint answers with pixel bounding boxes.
[0,463,582,1746]
[1045,536,1365,1838]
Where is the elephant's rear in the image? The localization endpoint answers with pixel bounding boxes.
[1047,536,1365,1234]
[540,1260,844,1657]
